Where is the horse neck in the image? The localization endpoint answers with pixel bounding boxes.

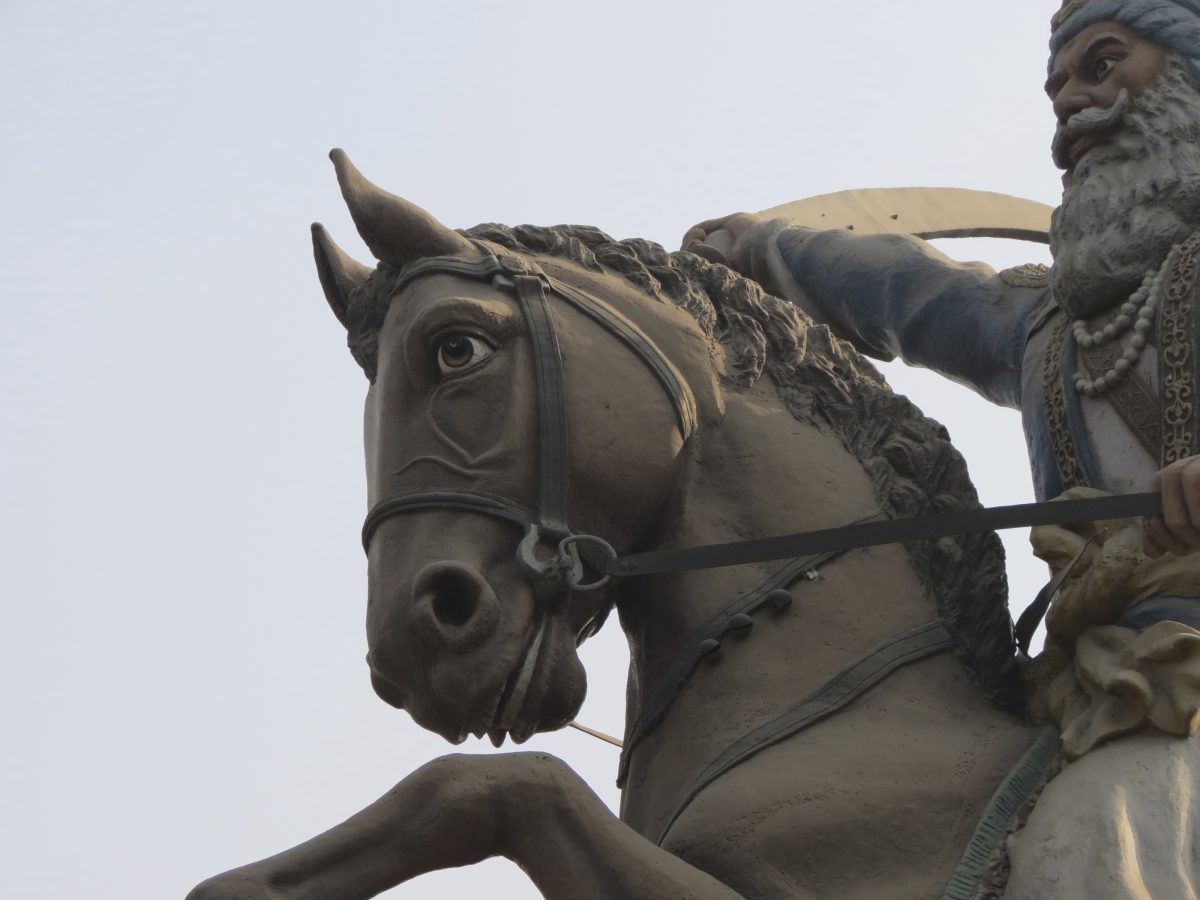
[612,377,966,833]
[617,376,941,746]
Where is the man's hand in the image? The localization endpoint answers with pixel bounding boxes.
[1144,455,1200,556]
[680,213,766,274]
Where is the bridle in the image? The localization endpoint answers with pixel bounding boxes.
[360,245,698,598]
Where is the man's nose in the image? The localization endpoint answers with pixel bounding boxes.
[1053,81,1097,125]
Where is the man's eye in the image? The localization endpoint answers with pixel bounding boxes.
[434,333,495,375]
[1093,56,1116,80]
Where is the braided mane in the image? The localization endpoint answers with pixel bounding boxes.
[344,222,1021,710]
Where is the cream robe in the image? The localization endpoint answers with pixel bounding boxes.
[1006,499,1200,899]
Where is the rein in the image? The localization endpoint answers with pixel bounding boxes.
[608,491,1163,577]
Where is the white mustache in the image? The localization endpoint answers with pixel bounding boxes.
[1051,88,1132,169]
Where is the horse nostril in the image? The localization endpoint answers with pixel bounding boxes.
[430,570,480,628]
[412,562,499,647]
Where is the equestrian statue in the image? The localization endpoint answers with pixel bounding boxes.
[189,1,1200,897]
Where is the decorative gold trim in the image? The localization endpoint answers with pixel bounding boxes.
[1078,340,1161,460]
[1000,263,1052,289]
[1160,232,1200,464]
[1044,314,1090,489]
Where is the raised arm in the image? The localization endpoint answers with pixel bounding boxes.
[684,216,1042,409]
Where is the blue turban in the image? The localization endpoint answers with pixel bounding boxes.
[1049,0,1200,89]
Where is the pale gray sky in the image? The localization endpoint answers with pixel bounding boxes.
[2,1,1060,896]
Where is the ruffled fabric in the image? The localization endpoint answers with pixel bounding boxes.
[1048,622,1200,757]
[1025,488,1200,757]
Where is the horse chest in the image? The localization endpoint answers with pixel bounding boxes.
[625,650,1038,899]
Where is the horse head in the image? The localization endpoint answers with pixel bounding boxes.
[313,150,717,745]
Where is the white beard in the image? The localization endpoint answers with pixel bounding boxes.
[1050,60,1200,319]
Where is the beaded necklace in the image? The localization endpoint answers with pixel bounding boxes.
[1072,242,1183,396]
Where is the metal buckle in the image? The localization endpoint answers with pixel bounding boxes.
[517,524,576,588]
[516,525,615,593]
[558,533,616,592]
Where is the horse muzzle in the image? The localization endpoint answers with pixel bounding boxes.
[409,560,501,651]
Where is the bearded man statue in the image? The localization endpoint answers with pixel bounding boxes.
[686,1,1200,896]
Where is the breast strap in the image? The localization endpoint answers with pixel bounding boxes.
[616,512,883,788]
[653,618,955,846]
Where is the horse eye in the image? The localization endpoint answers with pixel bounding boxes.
[435,333,494,376]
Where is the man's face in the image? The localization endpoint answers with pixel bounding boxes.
[1046,20,1200,319]
[1047,21,1169,171]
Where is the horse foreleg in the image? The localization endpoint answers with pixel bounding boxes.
[187,751,744,900]
[501,753,745,900]
[186,753,504,900]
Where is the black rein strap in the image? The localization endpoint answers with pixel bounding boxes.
[608,492,1164,577]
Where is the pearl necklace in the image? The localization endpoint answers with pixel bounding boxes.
[1072,243,1181,396]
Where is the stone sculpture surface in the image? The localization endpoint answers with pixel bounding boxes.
[188,3,1200,897]
[188,150,1044,899]
[684,1,1200,896]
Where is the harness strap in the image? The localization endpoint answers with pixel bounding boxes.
[611,492,1163,577]
[362,489,535,551]
[388,252,520,296]
[513,274,571,539]
[616,513,882,788]
[654,618,955,846]
[549,279,697,441]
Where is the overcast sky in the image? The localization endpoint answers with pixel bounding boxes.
[2,1,1063,897]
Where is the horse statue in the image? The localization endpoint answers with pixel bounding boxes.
[189,151,1054,900]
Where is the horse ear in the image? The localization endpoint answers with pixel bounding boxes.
[329,148,473,268]
[311,223,371,329]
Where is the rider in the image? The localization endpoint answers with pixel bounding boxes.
[684,1,1200,896]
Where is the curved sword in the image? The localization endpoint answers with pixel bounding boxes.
[760,186,1055,243]
[700,186,1056,257]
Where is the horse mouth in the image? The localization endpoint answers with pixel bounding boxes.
[485,615,549,746]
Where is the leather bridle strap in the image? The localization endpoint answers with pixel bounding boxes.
[549,279,697,441]
[609,491,1164,577]
[514,273,571,539]
[362,489,536,550]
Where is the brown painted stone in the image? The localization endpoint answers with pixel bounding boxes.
[188,152,1037,900]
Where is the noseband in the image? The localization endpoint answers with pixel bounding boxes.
[360,246,698,597]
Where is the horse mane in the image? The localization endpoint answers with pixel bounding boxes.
[345,222,1022,711]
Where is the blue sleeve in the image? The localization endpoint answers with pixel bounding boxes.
[773,227,1040,409]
